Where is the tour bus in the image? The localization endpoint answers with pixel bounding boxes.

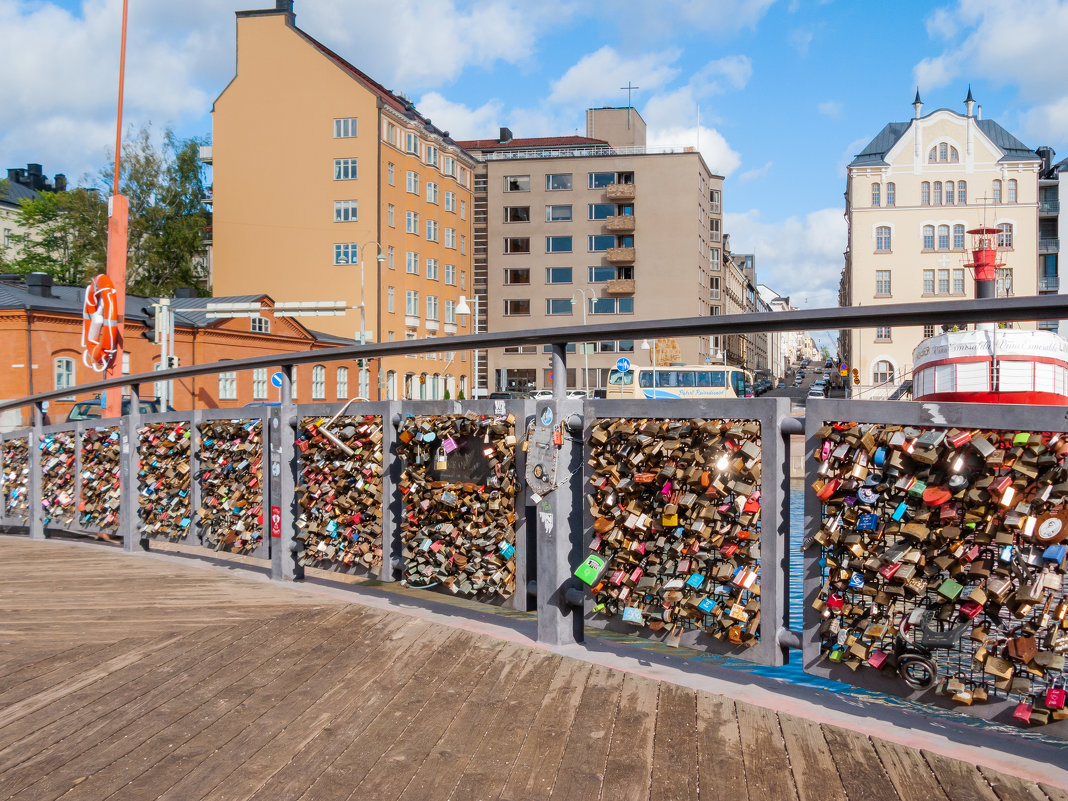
[606,364,752,399]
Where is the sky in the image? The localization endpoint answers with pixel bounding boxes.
[3,0,1068,322]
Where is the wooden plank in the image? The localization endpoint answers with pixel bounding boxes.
[1040,783,1068,801]
[396,645,532,801]
[822,725,902,801]
[492,659,594,801]
[696,693,747,801]
[446,654,563,801]
[871,738,950,801]
[922,751,1000,801]
[649,682,699,801]
[977,768,1048,801]
[778,714,847,801]
[737,703,799,801]
[599,673,659,801]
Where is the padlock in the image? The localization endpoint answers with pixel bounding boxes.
[1013,696,1035,724]
[1045,676,1066,709]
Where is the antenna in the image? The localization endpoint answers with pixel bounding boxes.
[620,81,639,128]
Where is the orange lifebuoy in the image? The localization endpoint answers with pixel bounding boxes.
[82,274,119,372]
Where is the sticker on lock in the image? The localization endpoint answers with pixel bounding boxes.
[526,404,562,496]
[575,553,608,586]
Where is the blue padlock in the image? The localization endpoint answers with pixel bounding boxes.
[1043,544,1066,564]
[848,573,865,589]
[499,542,515,559]
[686,573,706,589]
[857,513,879,532]
[999,544,1014,562]
[698,597,715,614]
[873,447,888,467]
[891,501,908,521]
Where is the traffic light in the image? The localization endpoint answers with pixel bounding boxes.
[141,304,160,343]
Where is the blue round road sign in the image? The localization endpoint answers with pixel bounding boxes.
[615,357,631,372]
[270,371,284,389]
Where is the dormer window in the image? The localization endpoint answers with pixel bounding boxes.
[928,143,959,163]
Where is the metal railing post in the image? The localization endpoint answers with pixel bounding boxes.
[29,403,44,540]
[120,383,141,552]
[189,408,202,546]
[73,421,84,532]
[380,400,402,582]
[273,365,300,581]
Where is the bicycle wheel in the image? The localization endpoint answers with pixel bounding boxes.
[898,653,938,690]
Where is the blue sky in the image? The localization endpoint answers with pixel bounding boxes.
[3,0,1068,315]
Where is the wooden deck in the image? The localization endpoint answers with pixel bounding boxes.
[0,535,1062,801]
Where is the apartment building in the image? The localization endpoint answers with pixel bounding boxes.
[459,107,724,394]
[209,1,476,401]
[839,90,1041,397]
[1,165,67,263]
[1037,147,1065,332]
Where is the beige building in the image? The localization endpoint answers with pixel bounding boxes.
[459,108,724,394]
[840,90,1041,398]
[209,1,476,401]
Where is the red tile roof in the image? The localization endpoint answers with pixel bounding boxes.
[456,136,610,151]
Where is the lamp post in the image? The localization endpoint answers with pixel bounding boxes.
[570,289,592,394]
[641,338,657,396]
[455,294,479,396]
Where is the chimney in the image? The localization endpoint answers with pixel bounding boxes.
[275,0,294,19]
[499,127,513,144]
[25,272,54,298]
[1037,146,1056,177]
[54,174,67,192]
[977,104,982,120]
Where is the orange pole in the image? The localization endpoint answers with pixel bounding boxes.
[104,0,129,416]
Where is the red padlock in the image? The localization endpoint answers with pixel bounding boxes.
[1046,678,1066,710]
[1013,696,1034,724]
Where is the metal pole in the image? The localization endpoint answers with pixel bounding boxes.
[29,402,44,540]
[119,382,140,552]
[273,364,300,581]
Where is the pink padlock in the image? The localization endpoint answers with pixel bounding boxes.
[867,649,888,669]
[1046,678,1066,710]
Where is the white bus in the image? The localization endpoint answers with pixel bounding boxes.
[606,365,752,399]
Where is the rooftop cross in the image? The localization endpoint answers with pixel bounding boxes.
[620,81,640,128]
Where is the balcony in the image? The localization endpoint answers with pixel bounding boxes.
[425,319,440,332]
[605,278,635,295]
[606,183,635,201]
[605,247,635,264]
[1040,239,1060,254]
[405,315,420,329]
[710,202,721,214]
[606,215,635,233]
[199,145,212,164]
[1040,200,1060,215]
[1040,275,1060,292]
[443,322,457,334]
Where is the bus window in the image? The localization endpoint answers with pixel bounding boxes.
[695,371,712,387]
[656,371,679,388]
[710,371,725,387]
[608,369,633,385]
[677,371,696,387]
[731,371,747,396]
[639,372,652,388]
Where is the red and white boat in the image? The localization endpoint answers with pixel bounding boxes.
[912,228,1068,405]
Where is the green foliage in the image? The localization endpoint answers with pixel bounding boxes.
[819,345,832,361]
[456,389,466,400]
[443,389,451,400]
[7,188,107,285]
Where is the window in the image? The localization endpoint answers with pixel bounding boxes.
[997,222,1013,249]
[504,175,530,192]
[405,132,419,155]
[460,200,466,220]
[444,263,456,285]
[546,267,572,284]
[406,211,419,234]
[54,357,74,394]
[504,268,530,285]
[426,258,439,281]
[334,242,357,265]
[427,181,439,204]
[336,367,348,399]
[546,173,573,191]
[387,162,395,185]
[953,269,965,295]
[945,181,954,205]
[444,300,456,324]
[406,290,419,315]
[334,118,357,138]
[219,371,237,401]
[426,296,439,320]
[405,251,419,275]
[388,246,395,270]
[426,220,439,242]
[933,181,943,205]
[387,204,395,227]
[425,144,438,167]
[334,158,358,180]
[958,181,967,204]
[993,180,1002,204]
[921,182,930,205]
[387,286,395,313]
[937,224,950,250]
[886,182,896,206]
[504,237,529,254]
[444,191,455,212]
[589,297,634,315]
[875,226,891,251]
[711,247,720,268]
[589,203,616,220]
[923,225,935,250]
[252,368,267,400]
[1008,179,1017,203]
[546,298,572,315]
[460,270,466,290]
[460,235,465,254]
[334,200,357,222]
[546,236,572,253]
[547,204,572,222]
[996,267,1013,296]
[384,120,396,144]
[504,299,531,316]
[588,235,615,251]
[953,224,965,250]
[504,206,530,223]
[445,228,457,248]
[312,365,326,400]
[710,276,721,299]
[928,143,958,163]
[589,172,615,188]
[873,360,895,385]
[250,315,270,334]
[871,183,880,207]
[937,269,950,294]
[924,325,936,338]
[923,270,935,294]
[710,219,721,241]
[406,171,419,193]
[875,326,891,341]
[588,265,627,282]
[875,270,891,296]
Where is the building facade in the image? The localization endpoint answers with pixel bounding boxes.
[209,1,476,401]
[1,165,68,264]
[1037,147,1065,332]
[840,91,1040,398]
[459,108,724,394]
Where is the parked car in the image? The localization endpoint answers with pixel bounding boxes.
[489,391,523,399]
[807,386,826,398]
[566,389,589,399]
[531,390,554,400]
[66,397,170,422]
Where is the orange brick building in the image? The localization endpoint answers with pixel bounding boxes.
[0,273,358,427]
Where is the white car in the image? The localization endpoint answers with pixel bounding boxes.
[532,390,554,399]
[566,389,589,399]
[807,386,826,398]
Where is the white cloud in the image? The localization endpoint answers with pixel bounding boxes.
[725,207,846,308]
[739,161,773,182]
[690,55,753,95]
[817,100,843,118]
[646,124,742,177]
[925,7,958,39]
[789,28,814,55]
[415,93,504,140]
[548,47,681,106]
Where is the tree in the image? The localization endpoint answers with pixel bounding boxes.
[819,345,832,361]
[7,188,107,285]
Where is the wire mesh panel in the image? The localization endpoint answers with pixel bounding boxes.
[196,415,265,557]
[396,401,532,611]
[39,428,76,528]
[1,433,30,525]
[137,420,193,543]
[804,399,1068,735]
[78,426,121,532]
[578,398,791,666]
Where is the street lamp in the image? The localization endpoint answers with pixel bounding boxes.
[570,289,592,394]
[358,242,386,399]
[455,294,479,396]
[641,338,657,395]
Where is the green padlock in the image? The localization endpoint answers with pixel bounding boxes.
[575,553,608,586]
[937,577,964,601]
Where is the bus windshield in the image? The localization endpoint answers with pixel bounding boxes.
[608,369,633,385]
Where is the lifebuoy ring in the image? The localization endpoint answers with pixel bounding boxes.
[82,274,119,372]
